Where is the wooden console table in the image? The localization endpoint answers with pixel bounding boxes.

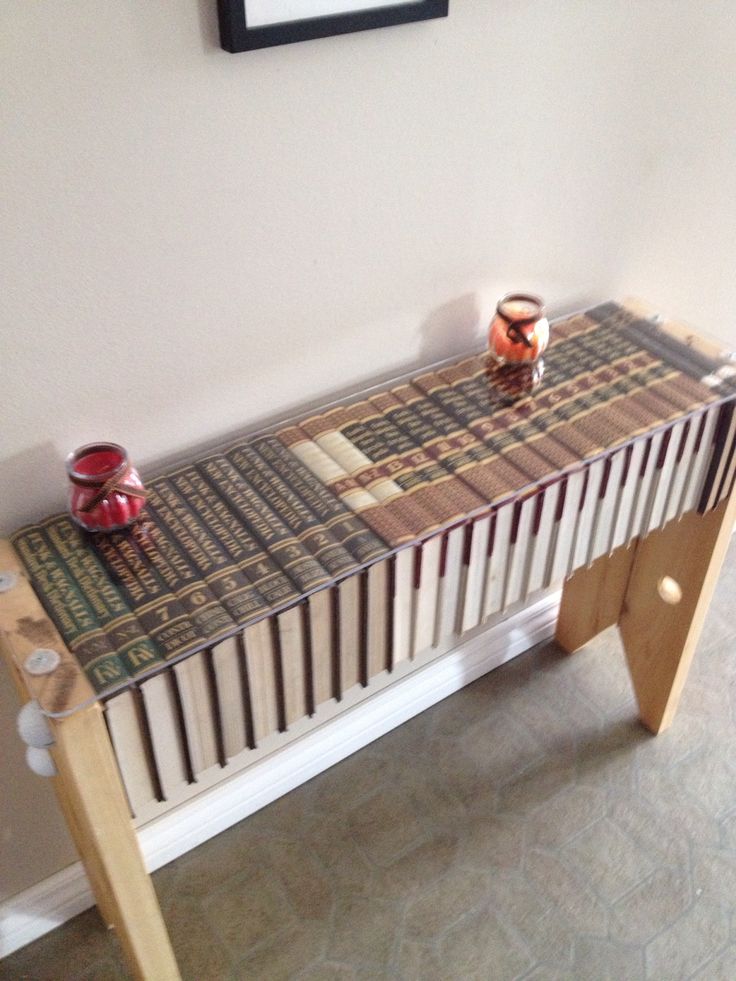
[1,300,734,980]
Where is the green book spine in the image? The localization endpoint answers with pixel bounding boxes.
[43,516,165,680]
[128,518,236,643]
[252,434,388,565]
[227,443,359,579]
[146,479,271,625]
[167,466,300,610]
[198,455,332,595]
[12,525,128,694]
[91,531,205,658]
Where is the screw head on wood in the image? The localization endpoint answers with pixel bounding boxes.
[0,572,18,593]
[24,648,61,676]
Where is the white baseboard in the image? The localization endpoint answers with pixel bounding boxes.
[0,591,559,959]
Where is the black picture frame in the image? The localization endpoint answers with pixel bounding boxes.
[217,0,448,53]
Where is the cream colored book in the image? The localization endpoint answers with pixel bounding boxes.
[243,617,281,745]
[481,503,514,620]
[105,690,158,816]
[434,525,465,646]
[139,672,189,799]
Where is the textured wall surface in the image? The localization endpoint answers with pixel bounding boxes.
[1,0,735,901]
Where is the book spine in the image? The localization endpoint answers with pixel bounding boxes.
[591,303,736,397]
[277,424,414,547]
[445,320,676,474]
[442,351,634,471]
[197,455,332,594]
[322,405,441,537]
[43,516,165,680]
[385,381,520,505]
[356,394,485,521]
[146,479,271,625]
[226,443,359,579]
[167,466,300,610]
[339,399,482,525]
[699,401,736,512]
[91,531,205,658]
[251,434,388,565]
[554,309,717,421]
[129,518,236,644]
[413,367,577,481]
[12,525,128,693]
[300,409,433,539]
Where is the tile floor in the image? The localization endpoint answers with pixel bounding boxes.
[3,543,736,980]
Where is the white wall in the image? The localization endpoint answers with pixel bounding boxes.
[1,0,735,901]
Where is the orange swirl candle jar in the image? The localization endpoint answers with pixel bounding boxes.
[488,293,549,365]
[67,442,147,532]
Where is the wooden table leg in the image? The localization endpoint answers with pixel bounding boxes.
[556,492,736,734]
[49,704,181,981]
[0,539,180,980]
[618,492,736,733]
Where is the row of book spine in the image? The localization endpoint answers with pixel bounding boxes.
[12,303,736,817]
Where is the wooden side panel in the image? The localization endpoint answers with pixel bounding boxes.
[555,542,638,654]
[619,492,736,733]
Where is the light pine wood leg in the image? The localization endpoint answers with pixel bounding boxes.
[555,542,638,653]
[50,704,181,981]
[0,540,180,981]
[618,492,736,733]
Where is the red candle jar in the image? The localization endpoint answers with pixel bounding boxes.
[489,293,549,365]
[66,442,146,532]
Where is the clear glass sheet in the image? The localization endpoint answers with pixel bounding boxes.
[15,300,736,716]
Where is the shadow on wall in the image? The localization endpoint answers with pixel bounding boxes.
[197,0,221,50]
[0,442,68,538]
[418,294,482,364]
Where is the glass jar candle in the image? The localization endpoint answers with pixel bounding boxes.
[66,442,146,532]
[489,293,549,365]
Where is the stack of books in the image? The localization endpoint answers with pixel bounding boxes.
[12,301,736,817]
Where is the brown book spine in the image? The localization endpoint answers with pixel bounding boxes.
[300,408,434,539]
[320,405,441,538]
[366,392,485,520]
[339,399,484,525]
[385,381,524,505]
[413,367,575,483]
